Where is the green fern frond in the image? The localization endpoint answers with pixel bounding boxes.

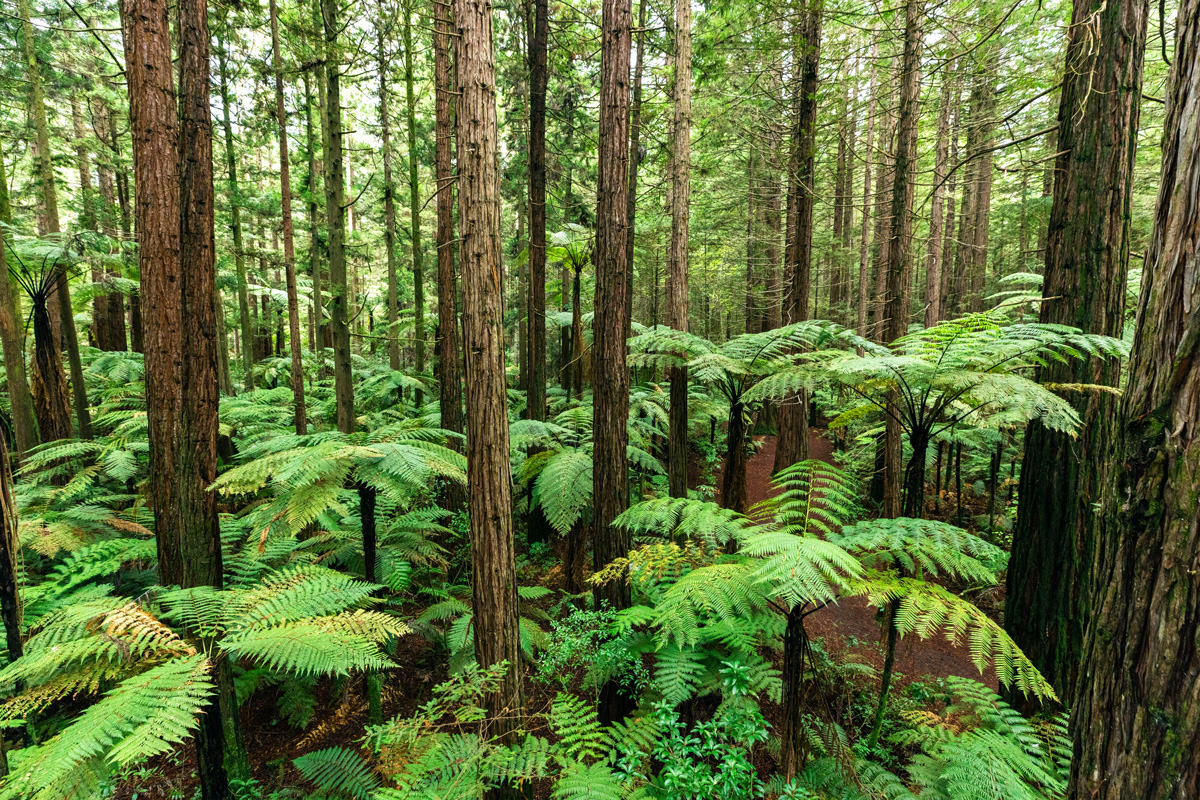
[293,746,381,800]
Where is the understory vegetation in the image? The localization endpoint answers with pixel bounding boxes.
[1,0,1198,795]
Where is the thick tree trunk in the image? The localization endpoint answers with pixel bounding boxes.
[1071,7,1200,793]
[433,0,464,511]
[1006,0,1147,709]
[593,0,633,611]
[217,42,256,393]
[176,2,249,791]
[773,1,822,474]
[271,0,308,434]
[779,604,807,778]
[667,0,691,499]
[453,0,524,758]
[881,0,925,518]
[0,140,37,461]
[322,0,354,434]
[123,0,182,583]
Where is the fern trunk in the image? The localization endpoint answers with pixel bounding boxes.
[722,400,749,514]
[780,604,807,779]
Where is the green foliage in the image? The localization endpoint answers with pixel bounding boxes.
[293,746,381,800]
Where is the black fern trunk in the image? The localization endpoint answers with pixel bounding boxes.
[722,400,749,514]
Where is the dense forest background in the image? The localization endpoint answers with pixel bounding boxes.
[0,0,1197,796]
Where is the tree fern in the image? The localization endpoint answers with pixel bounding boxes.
[855,577,1056,702]
[0,654,213,800]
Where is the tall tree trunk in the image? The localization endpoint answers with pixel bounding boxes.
[304,69,325,362]
[1006,0,1147,709]
[453,0,523,761]
[593,0,634,726]
[0,139,37,460]
[403,0,426,383]
[217,41,256,393]
[378,22,401,372]
[176,2,249,790]
[765,119,783,331]
[434,0,464,511]
[123,0,182,582]
[528,0,548,421]
[667,0,691,499]
[924,63,953,328]
[1071,6,1200,793]
[271,0,308,434]
[322,0,354,434]
[881,0,925,519]
[856,35,878,340]
[625,0,646,326]
[773,0,822,474]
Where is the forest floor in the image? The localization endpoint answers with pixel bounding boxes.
[118,428,1000,799]
[719,431,999,692]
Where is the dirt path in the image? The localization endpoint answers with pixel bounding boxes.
[722,431,998,690]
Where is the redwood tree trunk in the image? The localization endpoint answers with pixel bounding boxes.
[453,0,523,754]
[881,0,924,518]
[322,0,354,434]
[271,0,308,434]
[1071,6,1200,793]
[667,0,691,498]
[592,0,634,726]
[773,0,821,474]
[434,0,464,511]
[176,0,248,790]
[0,141,37,461]
[123,0,182,584]
[527,0,548,421]
[1006,0,1147,708]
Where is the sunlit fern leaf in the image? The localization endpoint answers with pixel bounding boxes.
[614,497,752,548]
[552,759,629,800]
[293,746,381,800]
[742,532,863,608]
[549,692,610,762]
[0,654,213,800]
[533,449,593,535]
[831,518,1005,585]
[220,621,393,677]
[757,459,861,536]
[652,563,762,648]
[853,577,1056,702]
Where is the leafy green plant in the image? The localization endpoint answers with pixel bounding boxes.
[748,313,1127,516]
[0,564,404,800]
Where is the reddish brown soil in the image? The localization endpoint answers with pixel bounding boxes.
[731,430,998,690]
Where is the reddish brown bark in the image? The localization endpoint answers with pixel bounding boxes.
[773,1,822,474]
[453,0,523,749]
[1071,3,1200,793]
